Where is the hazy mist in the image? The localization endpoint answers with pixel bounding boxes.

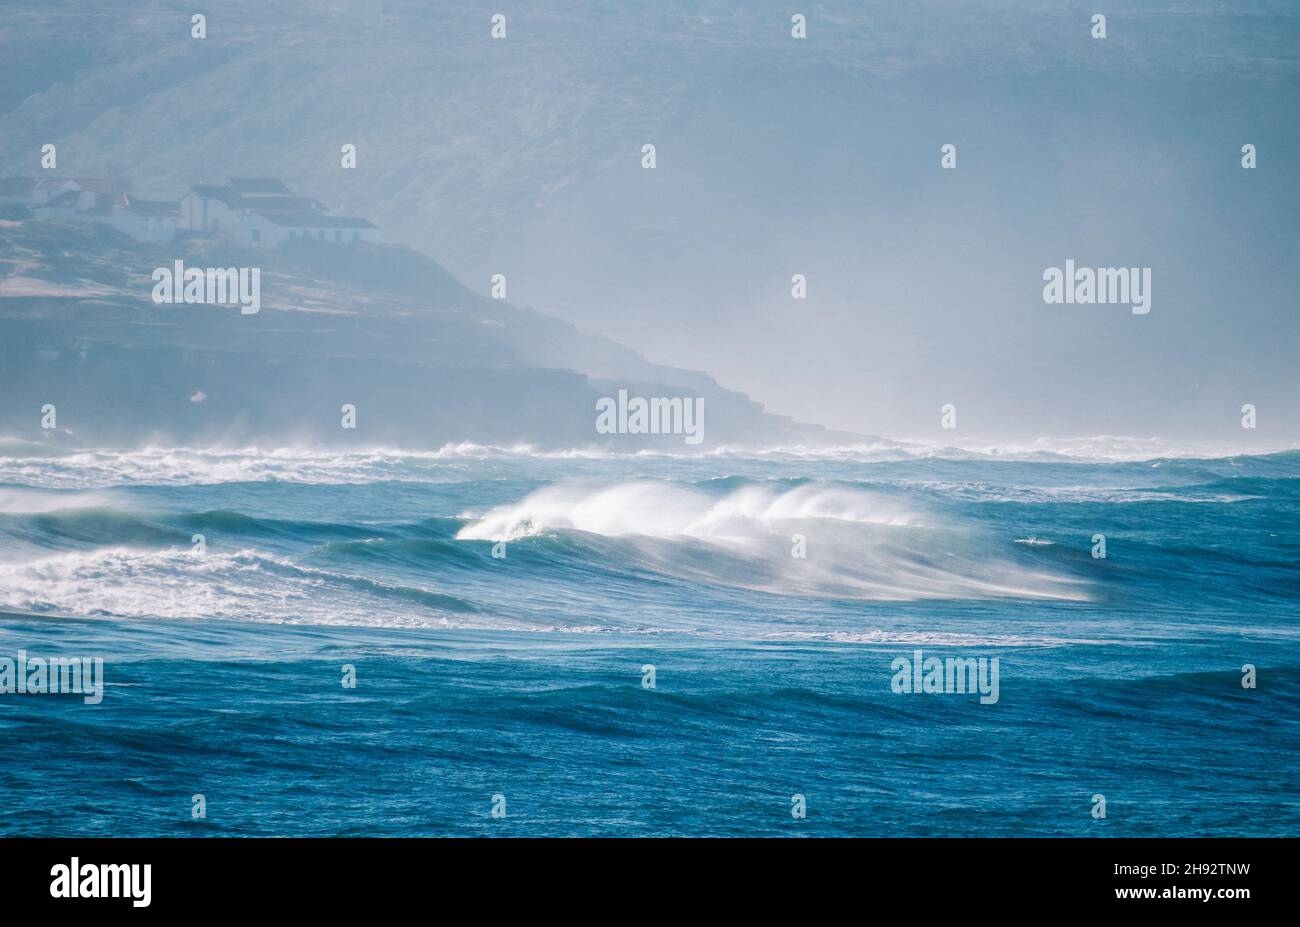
[2,0,1296,445]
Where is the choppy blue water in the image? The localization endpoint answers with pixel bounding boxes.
[1,445,1297,835]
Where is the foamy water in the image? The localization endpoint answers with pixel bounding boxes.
[1,435,1293,489]
[0,443,1294,633]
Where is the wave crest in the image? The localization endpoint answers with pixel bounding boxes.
[458,480,1086,602]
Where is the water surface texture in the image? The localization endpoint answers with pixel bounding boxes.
[1,444,1297,835]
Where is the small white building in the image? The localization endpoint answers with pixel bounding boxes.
[30,177,112,205]
[13,174,377,249]
[110,197,179,244]
[179,178,380,248]
[1,176,114,211]
[179,184,243,234]
[244,210,381,246]
[33,189,95,220]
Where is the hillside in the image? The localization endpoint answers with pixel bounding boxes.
[4,1,1293,280]
[0,219,836,449]
[2,1,1297,440]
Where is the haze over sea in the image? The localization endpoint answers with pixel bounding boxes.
[1,440,1297,836]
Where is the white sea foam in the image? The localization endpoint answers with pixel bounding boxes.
[760,630,1111,647]
[457,481,1087,602]
[457,481,917,542]
[0,547,478,627]
[0,436,1289,490]
[0,488,118,514]
[911,482,1262,505]
[0,446,466,488]
[895,435,1298,463]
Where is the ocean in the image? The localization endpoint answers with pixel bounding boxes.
[1,442,1297,836]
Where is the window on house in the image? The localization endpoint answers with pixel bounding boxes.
[351,231,359,242]
[334,230,342,242]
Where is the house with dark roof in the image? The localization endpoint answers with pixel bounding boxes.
[31,177,113,202]
[3,175,180,241]
[0,176,117,209]
[240,209,381,246]
[33,189,94,220]
[10,174,377,247]
[180,178,381,247]
[179,184,244,234]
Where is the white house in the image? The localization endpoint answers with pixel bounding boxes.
[110,197,179,244]
[245,210,381,246]
[30,177,112,204]
[11,174,377,249]
[180,178,380,247]
[179,184,243,234]
[1,176,115,211]
[32,189,95,220]
[28,190,178,243]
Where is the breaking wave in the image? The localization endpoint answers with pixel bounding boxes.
[457,480,1088,602]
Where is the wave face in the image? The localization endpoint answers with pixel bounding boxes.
[455,480,1086,603]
